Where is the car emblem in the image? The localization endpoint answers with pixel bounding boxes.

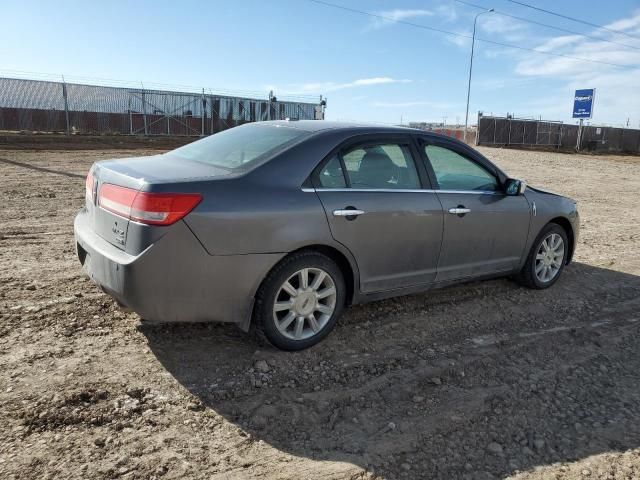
[112,224,126,245]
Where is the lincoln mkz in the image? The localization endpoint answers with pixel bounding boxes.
[74,121,579,350]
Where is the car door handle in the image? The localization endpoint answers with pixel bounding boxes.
[448,207,471,215]
[333,209,365,217]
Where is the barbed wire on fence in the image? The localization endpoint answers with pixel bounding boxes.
[0,75,324,136]
[0,69,320,103]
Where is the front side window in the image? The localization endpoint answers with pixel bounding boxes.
[424,145,499,191]
[342,143,420,189]
[167,123,309,171]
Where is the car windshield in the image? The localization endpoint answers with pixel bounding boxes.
[166,123,309,170]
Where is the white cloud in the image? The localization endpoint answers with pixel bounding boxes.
[533,34,583,53]
[515,9,640,75]
[269,77,412,95]
[435,3,458,23]
[479,15,529,42]
[482,47,514,59]
[352,77,408,87]
[524,68,640,126]
[367,9,434,30]
[444,30,472,48]
[365,3,464,32]
[511,11,640,123]
[515,39,640,77]
[371,100,461,110]
[603,11,640,33]
[475,77,539,90]
[430,9,530,50]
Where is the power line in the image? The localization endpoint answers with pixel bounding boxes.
[308,0,639,69]
[454,0,640,51]
[507,0,640,41]
[308,0,474,41]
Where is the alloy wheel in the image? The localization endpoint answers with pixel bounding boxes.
[272,268,337,341]
[535,233,565,283]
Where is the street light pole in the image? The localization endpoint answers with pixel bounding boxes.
[464,8,494,143]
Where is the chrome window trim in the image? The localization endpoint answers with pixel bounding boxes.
[437,189,503,195]
[302,187,503,195]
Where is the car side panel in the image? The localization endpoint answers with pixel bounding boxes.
[314,190,443,292]
[184,179,336,256]
[183,131,359,257]
[518,189,580,268]
[435,192,531,281]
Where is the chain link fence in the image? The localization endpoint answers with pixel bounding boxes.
[476,113,640,154]
[407,123,476,144]
[477,114,562,148]
[0,77,323,136]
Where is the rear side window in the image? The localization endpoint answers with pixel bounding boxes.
[342,143,420,189]
[167,124,308,171]
[318,155,347,188]
[424,145,499,191]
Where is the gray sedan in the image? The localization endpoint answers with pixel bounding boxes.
[74,121,579,350]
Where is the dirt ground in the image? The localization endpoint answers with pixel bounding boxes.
[1,143,639,480]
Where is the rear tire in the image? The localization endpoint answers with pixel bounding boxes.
[253,252,345,351]
[516,223,568,289]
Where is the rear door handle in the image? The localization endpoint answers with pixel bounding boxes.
[448,207,471,215]
[333,209,365,217]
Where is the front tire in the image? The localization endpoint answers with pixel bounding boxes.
[253,252,346,351]
[516,223,568,289]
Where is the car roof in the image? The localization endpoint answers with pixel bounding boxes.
[264,119,421,134]
[252,120,471,151]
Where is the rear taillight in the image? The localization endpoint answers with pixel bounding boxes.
[98,184,202,226]
[85,171,94,202]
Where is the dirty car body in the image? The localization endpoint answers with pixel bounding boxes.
[74,121,579,348]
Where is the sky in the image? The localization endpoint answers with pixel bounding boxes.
[1,0,639,127]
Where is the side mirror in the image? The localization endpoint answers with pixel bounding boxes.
[505,178,527,196]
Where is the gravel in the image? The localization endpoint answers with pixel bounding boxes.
[487,442,504,455]
[1,146,640,479]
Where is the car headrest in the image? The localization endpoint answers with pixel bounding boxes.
[359,152,395,179]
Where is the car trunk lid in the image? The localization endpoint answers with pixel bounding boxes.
[85,162,143,251]
[86,154,229,251]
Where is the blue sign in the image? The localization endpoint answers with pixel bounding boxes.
[572,88,595,119]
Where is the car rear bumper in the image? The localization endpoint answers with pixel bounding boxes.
[74,209,285,329]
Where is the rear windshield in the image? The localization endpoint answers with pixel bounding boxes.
[166,123,309,171]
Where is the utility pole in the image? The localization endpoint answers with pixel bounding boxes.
[201,88,205,136]
[61,75,70,136]
[576,118,583,151]
[141,82,148,136]
[464,8,494,140]
[268,90,275,121]
[318,95,326,120]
